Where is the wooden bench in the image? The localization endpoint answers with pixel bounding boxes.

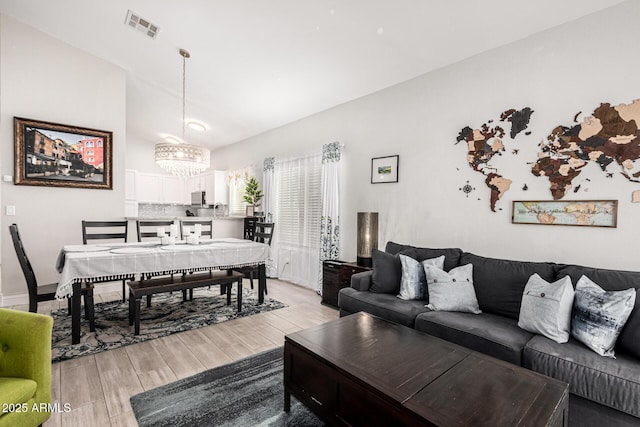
[127,270,245,335]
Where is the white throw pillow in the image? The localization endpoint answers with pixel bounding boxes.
[518,274,574,343]
[397,255,445,300]
[424,263,481,314]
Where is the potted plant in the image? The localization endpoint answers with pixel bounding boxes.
[243,176,263,217]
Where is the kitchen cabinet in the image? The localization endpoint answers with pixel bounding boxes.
[204,170,228,205]
[136,172,185,204]
[136,172,163,203]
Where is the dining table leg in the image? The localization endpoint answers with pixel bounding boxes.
[71,281,82,344]
[258,263,266,304]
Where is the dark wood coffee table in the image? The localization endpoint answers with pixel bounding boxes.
[284,312,568,426]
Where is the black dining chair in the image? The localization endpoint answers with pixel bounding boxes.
[180,219,213,239]
[136,220,175,242]
[236,222,274,294]
[82,220,131,301]
[9,224,95,330]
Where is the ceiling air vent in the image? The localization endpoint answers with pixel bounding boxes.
[125,10,159,39]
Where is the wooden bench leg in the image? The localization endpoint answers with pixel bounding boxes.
[128,291,134,326]
[189,289,194,301]
[134,298,142,335]
[226,283,232,306]
[237,279,242,312]
[146,294,152,308]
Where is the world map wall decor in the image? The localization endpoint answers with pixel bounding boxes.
[455,99,640,212]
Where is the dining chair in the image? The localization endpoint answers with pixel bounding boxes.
[180,219,213,239]
[9,224,95,330]
[136,220,175,242]
[81,220,130,301]
[237,222,275,294]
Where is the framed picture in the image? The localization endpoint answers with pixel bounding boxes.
[246,205,255,217]
[512,200,618,228]
[371,155,399,184]
[14,117,113,189]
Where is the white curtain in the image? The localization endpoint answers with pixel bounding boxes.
[318,142,341,293]
[262,157,277,277]
[273,152,322,289]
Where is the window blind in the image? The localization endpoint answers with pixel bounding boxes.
[275,154,322,248]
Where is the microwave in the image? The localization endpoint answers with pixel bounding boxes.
[191,191,207,206]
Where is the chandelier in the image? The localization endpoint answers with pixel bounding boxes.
[155,48,210,177]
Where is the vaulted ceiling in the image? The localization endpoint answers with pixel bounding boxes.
[0,0,627,150]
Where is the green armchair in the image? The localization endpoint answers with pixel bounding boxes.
[0,308,53,427]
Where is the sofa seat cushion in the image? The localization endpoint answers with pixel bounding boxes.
[414,311,533,365]
[0,377,37,405]
[338,287,430,328]
[523,335,640,418]
[459,252,559,320]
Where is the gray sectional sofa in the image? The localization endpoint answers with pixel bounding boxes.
[338,242,640,427]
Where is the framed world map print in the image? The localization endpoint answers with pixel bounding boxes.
[512,200,618,228]
[371,155,399,184]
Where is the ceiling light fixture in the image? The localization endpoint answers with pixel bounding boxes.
[163,135,182,144]
[155,49,210,177]
[187,121,207,132]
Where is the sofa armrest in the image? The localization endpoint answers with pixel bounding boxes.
[351,270,373,291]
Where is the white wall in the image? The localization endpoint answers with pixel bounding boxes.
[211,1,640,272]
[0,15,127,299]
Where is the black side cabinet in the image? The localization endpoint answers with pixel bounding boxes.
[322,261,370,309]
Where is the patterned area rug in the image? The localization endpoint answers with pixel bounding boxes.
[130,347,324,427]
[51,288,286,363]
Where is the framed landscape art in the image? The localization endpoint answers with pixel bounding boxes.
[512,200,618,228]
[371,155,399,184]
[14,117,113,190]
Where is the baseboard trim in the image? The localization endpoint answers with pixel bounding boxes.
[0,282,124,308]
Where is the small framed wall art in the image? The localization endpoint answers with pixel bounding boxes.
[371,155,399,184]
[14,117,113,189]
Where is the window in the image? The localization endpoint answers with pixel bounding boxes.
[229,179,247,216]
[275,154,322,247]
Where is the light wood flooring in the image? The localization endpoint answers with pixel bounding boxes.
[10,279,339,427]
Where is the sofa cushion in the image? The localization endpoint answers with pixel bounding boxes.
[338,287,430,328]
[397,255,444,300]
[557,264,640,360]
[571,275,636,358]
[424,264,481,314]
[524,335,640,418]
[370,248,418,294]
[414,311,534,365]
[459,252,559,320]
[385,242,462,272]
[0,377,37,406]
[518,274,574,343]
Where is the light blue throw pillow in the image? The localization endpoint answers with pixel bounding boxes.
[571,275,636,358]
[424,263,481,314]
[397,254,445,300]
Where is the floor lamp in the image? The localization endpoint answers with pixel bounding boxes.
[357,212,378,267]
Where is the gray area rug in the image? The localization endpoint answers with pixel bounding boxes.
[130,347,324,427]
[51,288,286,363]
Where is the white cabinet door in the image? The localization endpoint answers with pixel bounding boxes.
[205,170,229,205]
[162,175,186,204]
[137,173,162,203]
[185,175,205,204]
[125,169,137,201]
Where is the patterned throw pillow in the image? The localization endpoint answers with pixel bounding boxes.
[518,274,575,343]
[397,255,445,300]
[424,263,481,314]
[571,275,637,358]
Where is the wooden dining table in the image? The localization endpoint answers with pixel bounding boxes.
[55,238,270,344]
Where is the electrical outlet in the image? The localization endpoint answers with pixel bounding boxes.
[6,205,16,216]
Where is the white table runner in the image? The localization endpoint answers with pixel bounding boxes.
[55,238,270,299]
